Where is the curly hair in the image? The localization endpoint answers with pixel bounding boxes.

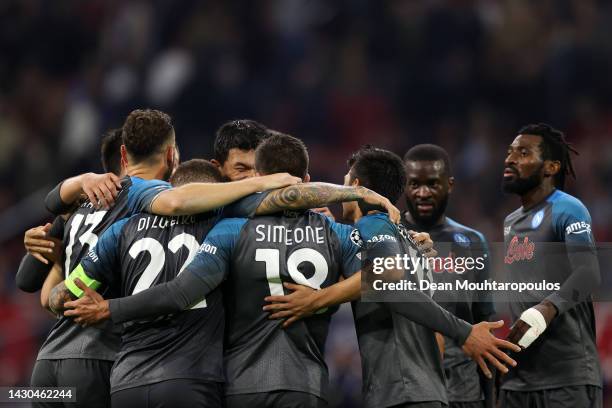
[122,109,174,162]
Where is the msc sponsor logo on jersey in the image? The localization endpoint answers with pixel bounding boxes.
[565,221,591,236]
[197,242,217,255]
[504,226,511,236]
[531,209,545,229]
[453,232,470,247]
[350,229,363,247]
[367,234,397,243]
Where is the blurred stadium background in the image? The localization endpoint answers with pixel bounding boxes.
[1,1,612,406]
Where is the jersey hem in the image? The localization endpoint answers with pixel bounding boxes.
[501,379,603,392]
[224,384,326,401]
[36,354,116,362]
[110,374,224,394]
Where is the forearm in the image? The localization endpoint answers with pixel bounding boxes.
[151,178,266,216]
[255,183,372,215]
[545,247,600,315]
[16,254,52,292]
[109,270,220,323]
[48,282,77,315]
[312,272,361,309]
[386,293,472,344]
[41,264,64,311]
[50,175,89,209]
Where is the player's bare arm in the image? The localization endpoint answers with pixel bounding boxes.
[48,172,123,210]
[48,281,77,316]
[150,172,300,216]
[254,183,401,223]
[41,263,64,314]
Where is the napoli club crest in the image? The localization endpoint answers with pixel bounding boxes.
[531,209,545,229]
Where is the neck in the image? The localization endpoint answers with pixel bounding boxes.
[520,182,555,210]
[126,161,166,181]
[404,210,445,230]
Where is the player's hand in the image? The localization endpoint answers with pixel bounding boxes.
[462,320,521,379]
[507,301,556,349]
[257,173,301,191]
[408,230,437,258]
[263,282,320,328]
[81,172,122,209]
[359,189,401,224]
[63,279,110,326]
[312,207,335,221]
[24,223,62,264]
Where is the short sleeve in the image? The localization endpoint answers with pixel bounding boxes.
[183,218,247,283]
[552,197,594,244]
[327,219,362,278]
[127,177,171,214]
[220,191,270,218]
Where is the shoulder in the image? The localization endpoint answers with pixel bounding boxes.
[547,190,590,219]
[210,217,248,236]
[445,217,487,244]
[356,213,397,242]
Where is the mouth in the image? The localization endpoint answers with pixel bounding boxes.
[416,203,434,213]
[503,168,517,178]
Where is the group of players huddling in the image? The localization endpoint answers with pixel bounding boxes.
[17,109,601,408]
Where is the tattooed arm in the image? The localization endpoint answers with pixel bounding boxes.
[48,281,77,316]
[254,183,400,223]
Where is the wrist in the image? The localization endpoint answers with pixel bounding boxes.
[101,300,111,320]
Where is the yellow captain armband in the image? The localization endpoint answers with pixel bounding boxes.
[65,264,101,298]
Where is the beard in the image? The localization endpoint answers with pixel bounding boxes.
[502,166,543,195]
[405,195,449,228]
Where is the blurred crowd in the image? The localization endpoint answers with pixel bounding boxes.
[1,0,611,405]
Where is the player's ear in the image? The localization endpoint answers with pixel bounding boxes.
[303,173,310,183]
[210,159,221,168]
[351,177,360,187]
[447,176,455,194]
[544,160,561,178]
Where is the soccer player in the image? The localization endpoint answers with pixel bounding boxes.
[499,124,602,407]
[31,109,297,408]
[210,119,268,180]
[16,128,125,294]
[59,133,386,408]
[262,146,520,408]
[402,144,494,408]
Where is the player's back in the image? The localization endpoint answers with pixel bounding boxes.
[221,210,360,401]
[403,217,493,402]
[104,211,224,393]
[354,213,447,407]
[38,176,169,362]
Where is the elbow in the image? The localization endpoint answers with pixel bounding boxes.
[156,195,185,216]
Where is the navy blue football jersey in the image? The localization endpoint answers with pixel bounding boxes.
[502,189,601,391]
[403,215,493,402]
[353,213,447,407]
[79,212,224,393]
[186,210,361,401]
[37,176,170,362]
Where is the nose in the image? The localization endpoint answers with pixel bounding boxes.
[415,185,432,198]
[505,152,516,168]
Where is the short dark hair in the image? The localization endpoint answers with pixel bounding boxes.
[518,123,578,189]
[122,109,174,162]
[255,133,309,179]
[100,128,123,175]
[348,145,407,204]
[169,159,223,186]
[214,119,269,164]
[403,144,452,176]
